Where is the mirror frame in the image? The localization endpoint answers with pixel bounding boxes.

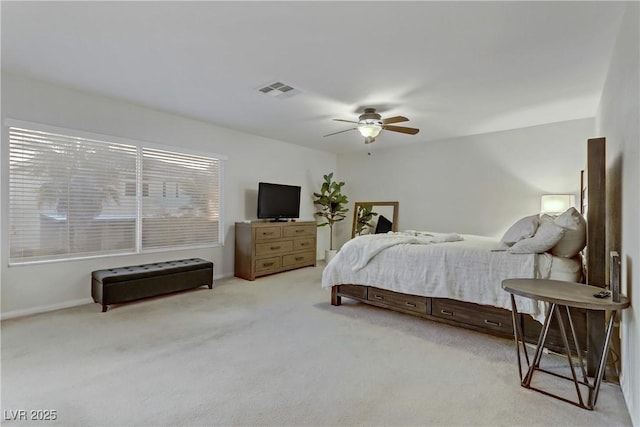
[351,201,399,238]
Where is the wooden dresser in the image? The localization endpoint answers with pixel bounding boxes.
[234,221,317,280]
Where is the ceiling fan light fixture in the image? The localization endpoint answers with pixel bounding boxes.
[325,108,418,143]
[357,120,383,138]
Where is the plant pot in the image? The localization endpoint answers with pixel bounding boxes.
[325,249,338,263]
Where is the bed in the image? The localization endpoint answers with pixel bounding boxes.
[324,137,607,374]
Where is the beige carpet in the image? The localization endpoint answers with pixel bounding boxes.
[1,264,632,426]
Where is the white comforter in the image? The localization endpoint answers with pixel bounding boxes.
[342,232,463,271]
[322,233,551,322]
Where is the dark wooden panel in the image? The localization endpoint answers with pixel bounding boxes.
[432,298,513,335]
[330,286,587,357]
[336,284,367,300]
[586,137,606,288]
[368,287,428,315]
[522,308,588,355]
[585,137,607,375]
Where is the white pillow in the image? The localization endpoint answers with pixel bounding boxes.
[501,214,540,246]
[539,214,555,223]
[509,221,565,254]
[550,207,587,257]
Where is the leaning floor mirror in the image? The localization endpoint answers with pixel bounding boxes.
[351,201,399,238]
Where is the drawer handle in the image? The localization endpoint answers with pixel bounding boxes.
[405,302,417,308]
[484,319,502,327]
[440,309,455,316]
[295,256,304,261]
[374,294,384,300]
[300,243,308,246]
[270,246,281,250]
[263,262,274,267]
[296,229,304,233]
[263,232,274,236]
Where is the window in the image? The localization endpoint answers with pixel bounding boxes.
[141,147,221,250]
[7,123,224,264]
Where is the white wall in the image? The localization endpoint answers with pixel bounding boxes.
[336,118,594,248]
[596,2,639,424]
[0,72,337,318]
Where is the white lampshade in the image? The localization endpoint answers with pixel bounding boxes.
[357,120,383,138]
[540,194,575,215]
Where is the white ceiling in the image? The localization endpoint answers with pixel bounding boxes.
[1,1,626,154]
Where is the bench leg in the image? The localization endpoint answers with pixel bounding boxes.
[102,305,108,313]
[208,283,213,289]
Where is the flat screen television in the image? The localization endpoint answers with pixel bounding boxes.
[257,182,301,221]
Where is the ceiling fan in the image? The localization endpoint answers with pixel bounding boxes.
[324,107,420,144]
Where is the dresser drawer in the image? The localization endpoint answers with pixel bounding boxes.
[293,237,315,251]
[283,224,316,238]
[255,226,282,240]
[255,256,281,273]
[368,288,428,315]
[255,240,294,256]
[282,251,315,267]
[432,298,513,334]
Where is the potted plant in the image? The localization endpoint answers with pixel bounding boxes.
[313,172,349,262]
[355,204,378,236]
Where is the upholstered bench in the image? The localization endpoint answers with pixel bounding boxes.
[91,258,214,312]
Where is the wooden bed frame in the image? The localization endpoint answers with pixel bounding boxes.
[331,137,607,374]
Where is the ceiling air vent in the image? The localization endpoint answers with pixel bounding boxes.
[257,81,300,99]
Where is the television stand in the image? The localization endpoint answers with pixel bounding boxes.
[234,221,316,280]
[270,218,289,222]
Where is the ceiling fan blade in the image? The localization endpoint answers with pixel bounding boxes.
[323,128,357,137]
[383,125,420,135]
[382,116,409,125]
[333,119,359,124]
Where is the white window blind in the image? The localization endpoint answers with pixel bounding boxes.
[9,127,138,262]
[141,147,220,250]
[8,125,223,264]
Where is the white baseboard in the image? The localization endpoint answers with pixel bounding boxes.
[1,272,235,321]
[214,272,233,281]
[620,370,639,427]
[1,298,95,321]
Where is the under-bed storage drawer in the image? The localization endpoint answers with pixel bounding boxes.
[522,308,587,354]
[336,284,368,300]
[368,287,428,315]
[432,298,513,335]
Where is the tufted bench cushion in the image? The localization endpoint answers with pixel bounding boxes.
[91,258,213,312]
